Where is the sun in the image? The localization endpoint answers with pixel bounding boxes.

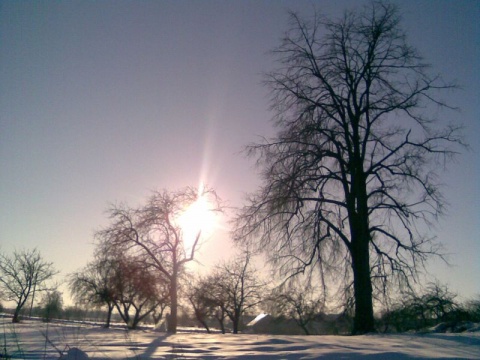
[177,194,218,249]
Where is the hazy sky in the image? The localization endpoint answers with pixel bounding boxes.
[1,0,479,302]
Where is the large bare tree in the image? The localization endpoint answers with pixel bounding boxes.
[98,186,221,333]
[0,248,57,322]
[234,2,463,334]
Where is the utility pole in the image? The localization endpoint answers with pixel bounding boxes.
[29,273,38,317]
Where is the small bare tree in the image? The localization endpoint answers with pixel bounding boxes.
[70,251,169,329]
[0,248,57,322]
[213,253,265,334]
[109,255,169,329]
[201,273,229,333]
[69,255,117,328]
[234,2,464,334]
[187,276,216,333]
[270,284,325,335]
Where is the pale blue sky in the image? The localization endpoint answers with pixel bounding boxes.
[1,0,478,301]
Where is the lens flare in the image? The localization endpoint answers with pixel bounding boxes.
[177,190,217,249]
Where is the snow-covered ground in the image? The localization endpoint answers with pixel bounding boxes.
[1,319,479,359]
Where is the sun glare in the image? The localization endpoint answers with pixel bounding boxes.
[177,194,218,249]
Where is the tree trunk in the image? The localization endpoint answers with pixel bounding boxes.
[349,158,375,335]
[351,229,375,335]
[13,295,29,323]
[232,318,239,334]
[105,303,113,328]
[152,306,164,328]
[167,272,178,333]
[114,302,131,327]
[12,307,21,323]
[300,323,310,335]
[232,309,241,334]
[193,308,211,333]
[199,319,210,333]
[130,308,141,329]
[215,309,226,334]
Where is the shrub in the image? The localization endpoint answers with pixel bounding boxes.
[41,290,63,322]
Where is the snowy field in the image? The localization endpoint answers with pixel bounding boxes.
[1,319,479,359]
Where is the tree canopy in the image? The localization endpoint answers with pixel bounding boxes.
[234,2,463,334]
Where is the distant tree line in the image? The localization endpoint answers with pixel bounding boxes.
[1,245,478,335]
